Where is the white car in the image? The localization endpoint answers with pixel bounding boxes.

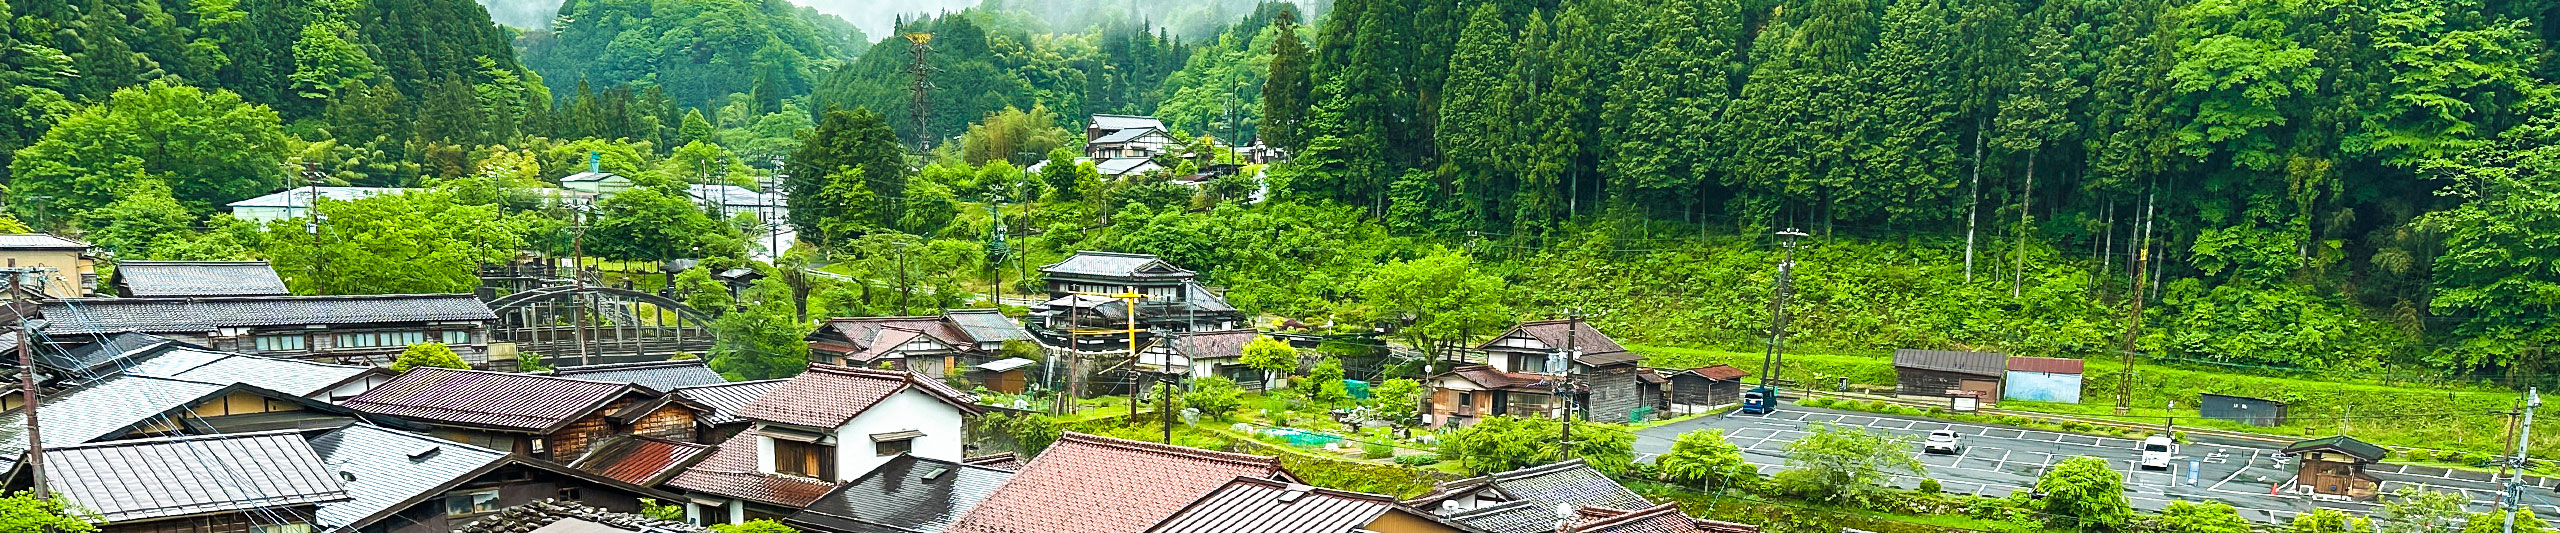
[2139,435,2178,470]
[1923,430,1962,454]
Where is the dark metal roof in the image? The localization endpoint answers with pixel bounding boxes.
[1091,127,1169,144]
[786,455,1014,533]
[342,367,638,432]
[1145,476,1442,533]
[111,261,290,297]
[2284,436,2388,462]
[308,423,511,529]
[740,365,977,429]
[946,433,1290,533]
[569,435,715,486]
[1038,251,1194,279]
[39,294,497,335]
[46,430,349,522]
[1891,349,2007,377]
[552,360,729,390]
[455,499,708,533]
[944,309,1034,343]
[670,379,785,427]
[35,331,187,377]
[1443,501,1556,533]
[2004,356,2084,374]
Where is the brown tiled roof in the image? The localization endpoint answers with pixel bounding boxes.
[1435,365,1554,392]
[1480,320,1638,366]
[343,367,638,432]
[945,432,1290,533]
[2004,356,2084,374]
[1567,503,1758,533]
[1165,329,1258,360]
[739,365,979,429]
[1637,370,1668,385]
[1892,349,2006,377]
[1145,476,1458,533]
[664,432,839,507]
[570,435,715,486]
[816,316,977,353]
[848,327,938,363]
[1683,365,1750,381]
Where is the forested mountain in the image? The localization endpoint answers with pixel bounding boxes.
[513,0,869,108]
[809,11,1193,149]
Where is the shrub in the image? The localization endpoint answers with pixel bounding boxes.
[1362,442,1393,459]
[1184,376,1245,420]
[1919,478,1942,494]
[392,342,470,372]
[1393,454,1441,466]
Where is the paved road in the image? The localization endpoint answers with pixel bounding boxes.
[1635,406,2559,523]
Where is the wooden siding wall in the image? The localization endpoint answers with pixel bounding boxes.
[547,398,699,461]
[1671,376,1741,406]
[631,404,698,442]
[101,506,321,533]
[1582,365,1645,423]
[1897,368,1998,398]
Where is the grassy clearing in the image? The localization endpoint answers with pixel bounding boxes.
[1633,344,2552,460]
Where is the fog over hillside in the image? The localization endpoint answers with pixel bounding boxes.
[480,0,975,34]
[482,0,1322,41]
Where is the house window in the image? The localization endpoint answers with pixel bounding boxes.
[1456,391,1475,408]
[253,334,306,353]
[1513,353,1549,374]
[250,523,312,533]
[444,489,500,516]
[773,440,835,479]
[876,437,913,456]
[336,331,427,349]
[442,330,471,345]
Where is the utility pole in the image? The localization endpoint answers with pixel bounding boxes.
[5,267,50,498]
[570,202,592,366]
[2116,191,2155,416]
[2504,388,2539,533]
[903,32,939,154]
[1558,310,1579,459]
[1757,229,1809,393]
[895,240,912,314]
[1160,373,1175,443]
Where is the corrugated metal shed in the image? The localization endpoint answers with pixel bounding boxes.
[552,360,728,390]
[670,379,784,427]
[341,367,634,432]
[46,430,349,522]
[40,294,496,335]
[111,261,290,297]
[2198,393,2289,426]
[1891,349,2007,377]
[786,455,1014,533]
[1145,476,1430,533]
[308,423,510,529]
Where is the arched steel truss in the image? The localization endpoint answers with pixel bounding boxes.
[486,285,718,366]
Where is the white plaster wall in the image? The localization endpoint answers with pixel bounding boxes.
[831,388,965,481]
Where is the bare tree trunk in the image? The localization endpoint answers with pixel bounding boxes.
[2012,153,2034,298]
[1965,121,1984,282]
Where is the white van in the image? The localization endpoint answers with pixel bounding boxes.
[2138,435,2177,470]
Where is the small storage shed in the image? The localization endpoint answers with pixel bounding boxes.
[1893,349,2006,405]
[973,357,1036,394]
[2001,357,2085,403]
[2198,393,2289,426]
[2285,436,2386,501]
[1669,365,1750,408]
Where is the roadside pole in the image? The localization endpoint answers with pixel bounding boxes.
[2504,388,2539,533]
[4,268,50,498]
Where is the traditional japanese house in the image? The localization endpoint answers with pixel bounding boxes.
[340,367,702,461]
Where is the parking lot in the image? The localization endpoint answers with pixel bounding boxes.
[1634,406,2560,523]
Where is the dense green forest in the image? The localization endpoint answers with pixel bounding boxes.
[2,0,2557,385]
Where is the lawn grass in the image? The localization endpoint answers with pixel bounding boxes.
[1631,344,2550,460]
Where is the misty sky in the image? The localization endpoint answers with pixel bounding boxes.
[480,0,976,36]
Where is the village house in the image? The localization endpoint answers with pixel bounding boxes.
[310,424,685,533]
[28,431,350,533]
[1144,476,1481,533]
[0,234,95,298]
[1030,252,1243,351]
[666,365,981,524]
[1427,320,1657,426]
[0,336,389,409]
[1406,459,1659,533]
[37,293,501,367]
[107,260,291,297]
[1892,349,2007,407]
[1562,503,1761,533]
[805,311,1032,380]
[1667,364,1749,411]
[942,432,1298,533]
[225,186,418,223]
[1140,329,1262,385]
[1088,127,1178,160]
[340,367,703,461]
[2285,435,2388,501]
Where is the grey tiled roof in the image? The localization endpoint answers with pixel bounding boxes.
[1089,114,1166,132]
[125,348,374,397]
[0,233,90,249]
[787,455,1015,533]
[945,309,1034,343]
[1183,282,1237,314]
[0,374,229,459]
[1447,501,1558,533]
[456,499,708,533]
[1092,127,1166,144]
[1040,251,1191,278]
[308,424,510,529]
[1490,460,1650,512]
[551,360,728,391]
[39,294,497,335]
[112,261,290,297]
[669,379,784,426]
[1146,476,1418,533]
[46,430,349,522]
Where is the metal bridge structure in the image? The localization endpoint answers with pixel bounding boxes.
[481,266,718,366]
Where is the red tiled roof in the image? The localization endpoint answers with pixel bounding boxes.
[1569,503,1760,533]
[571,435,715,486]
[1434,365,1554,392]
[816,317,978,352]
[1684,365,1750,381]
[664,432,838,507]
[2005,356,2084,374]
[944,432,1290,533]
[342,367,635,432]
[739,365,978,428]
[847,327,936,363]
[1164,330,1258,360]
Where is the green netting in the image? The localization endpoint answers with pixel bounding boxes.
[1344,379,1371,400]
[1263,427,1343,447]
